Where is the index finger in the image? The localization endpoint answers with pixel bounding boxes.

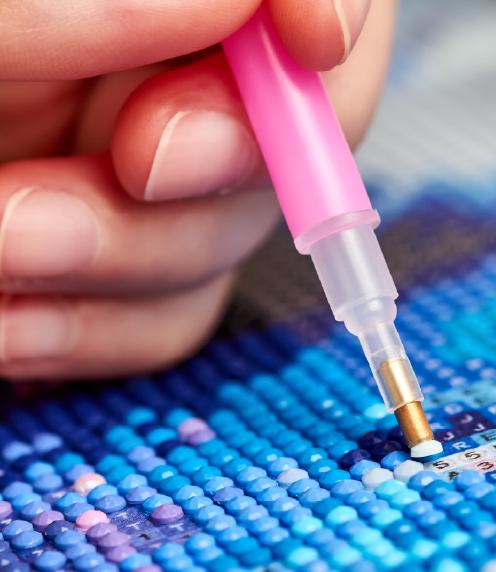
[1,0,372,81]
[0,0,261,80]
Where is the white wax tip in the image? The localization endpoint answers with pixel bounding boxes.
[410,439,443,461]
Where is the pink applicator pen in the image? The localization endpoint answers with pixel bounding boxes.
[223,6,442,461]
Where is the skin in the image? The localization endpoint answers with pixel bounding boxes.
[0,0,395,380]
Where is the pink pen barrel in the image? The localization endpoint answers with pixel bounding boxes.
[223,7,371,243]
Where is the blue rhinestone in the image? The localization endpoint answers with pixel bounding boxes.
[288,478,319,498]
[331,480,363,501]
[299,487,330,508]
[73,552,105,571]
[34,550,67,571]
[308,459,338,479]
[236,467,267,486]
[44,520,74,540]
[25,462,54,482]
[257,486,287,507]
[66,542,97,560]
[349,460,380,480]
[2,482,33,501]
[12,492,42,511]
[213,487,243,504]
[88,485,118,504]
[119,553,151,571]
[125,486,156,504]
[3,520,33,540]
[204,515,236,534]
[217,526,248,546]
[54,529,85,549]
[11,529,43,549]
[259,526,289,546]
[95,494,126,513]
[185,533,215,552]
[267,457,298,477]
[55,492,86,511]
[117,473,147,494]
[20,501,51,521]
[64,502,93,522]
[33,473,63,494]
[195,505,224,525]
[182,496,212,515]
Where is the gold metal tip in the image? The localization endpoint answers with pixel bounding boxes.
[395,401,434,447]
[379,358,420,405]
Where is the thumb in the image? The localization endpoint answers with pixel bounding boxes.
[269,0,372,70]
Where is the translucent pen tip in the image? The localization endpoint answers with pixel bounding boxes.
[306,214,442,460]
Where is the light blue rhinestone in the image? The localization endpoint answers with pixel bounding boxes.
[153,542,185,562]
[195,504,224,525]
[174,485,203,503]
[55,492,86,511]
[182,496,213,515]
[286,547,319,568]
[291,516,323,537]
[56,453,85,473]
[236,467,267,485]
[259,527,289,546]
[88,485,118,504]
[370,508,402,529]
[185,533,215,552]
[390,489,421,509]
[375,479,406,501]
[127,407,156,427]
[119,553,152,571]
[267,457,298,477]
[12,492,42,511]
[204,477,234,496]
[117,474,147,494]
[350,460,380,480]
[325,506,357,527]
[25,462,54,482]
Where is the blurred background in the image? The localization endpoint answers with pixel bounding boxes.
[356,0,496,215]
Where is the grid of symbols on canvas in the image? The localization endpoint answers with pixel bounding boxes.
[1,197,496,572]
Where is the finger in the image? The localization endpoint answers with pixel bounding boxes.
[322,0,396,149]
[0,80,88,162]
[111,2,393,201]
[112,53,264,202]
[269,0,371,70]
[73,64,168,154]
[0,273,233,380]
[0,155,279,295]
[0,65,167,164]
[1,0,262,80]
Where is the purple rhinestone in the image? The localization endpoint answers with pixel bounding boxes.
[151,504,184,525]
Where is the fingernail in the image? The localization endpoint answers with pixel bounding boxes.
[333,0,371,62]
[1,300,77,361]
[145,110,257,201]
[0,188,100,278]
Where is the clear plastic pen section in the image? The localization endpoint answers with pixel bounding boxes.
[300,212,423,411]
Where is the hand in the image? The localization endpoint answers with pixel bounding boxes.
[0,0,395,380]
